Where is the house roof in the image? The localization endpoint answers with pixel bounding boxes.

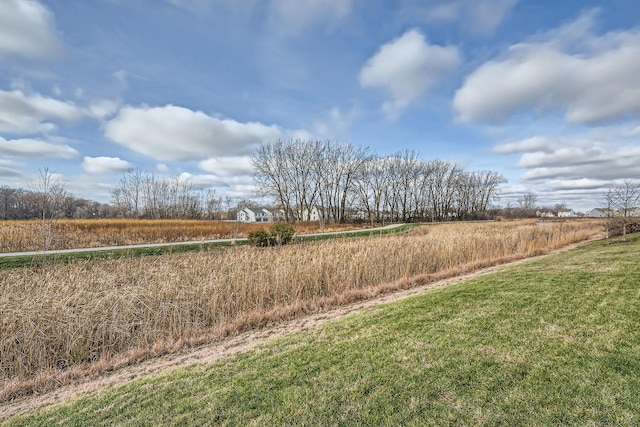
[241,207,272,215]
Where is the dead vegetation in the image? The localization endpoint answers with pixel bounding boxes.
[0,219,353,253]
[0,220,602,401]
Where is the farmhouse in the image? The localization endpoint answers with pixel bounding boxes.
[237,207,274,223]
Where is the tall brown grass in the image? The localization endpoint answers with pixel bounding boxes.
[0,219,353,253]
[0,221,602,400]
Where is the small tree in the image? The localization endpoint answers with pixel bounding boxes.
[606,181,640,241]
[516,192,538,218]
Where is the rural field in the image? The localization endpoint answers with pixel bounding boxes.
[0,220,601,407]
[3,223,639,425]
[0,219,354,253]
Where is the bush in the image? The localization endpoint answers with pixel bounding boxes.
[269,222,295,245]
[246,222,296,247]
[247,229,272,247]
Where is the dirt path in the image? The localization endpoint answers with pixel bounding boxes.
[0,239,595,420]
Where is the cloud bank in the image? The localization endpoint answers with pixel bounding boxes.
[104,105,283,161]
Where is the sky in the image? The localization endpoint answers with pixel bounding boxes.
[1,0,640,212]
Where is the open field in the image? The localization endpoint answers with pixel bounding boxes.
[0,219,355,253]
[0,220,601,402]
[3,229,638,425]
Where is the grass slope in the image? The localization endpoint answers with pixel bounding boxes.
[4,235,640,426]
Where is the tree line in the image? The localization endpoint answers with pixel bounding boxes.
[252,139,505,224]
[0,169,113,220]
[110,170,225,219]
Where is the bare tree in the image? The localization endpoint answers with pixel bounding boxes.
[30,167,68,220]
[316,142,370,223]
[29,167,68,251]
[427,160,462,221]
[354,156,391,225]
[203,189,222,220]
[517,192,538,217]
[0,186,21,220]
[607,181,640,241]
[111,169,147,217]
[252,140,295,222]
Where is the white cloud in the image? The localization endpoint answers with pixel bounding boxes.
[495,136,640,182]
[0,135,78,159]
[267,0,354,35]
[0,89,84,134]
[493,136,557,154]
[0,167,21,177]
[177,171,257,197]
[104,104,283,161]
[398,0,518,35]
[198,156,254,177]
[626,125,640,137]
[82,156,133,174]
[0,0,60,60]
[454,10,640,125]
[359,29,460,119]
[87,99,120,120]
[313,106,360,138]
[156,163,170,173]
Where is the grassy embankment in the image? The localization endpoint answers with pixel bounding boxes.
[3,231,638,426]
[0,221,599,403]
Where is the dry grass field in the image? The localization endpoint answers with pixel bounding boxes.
[0,219,353,253]
[0,220,602,401]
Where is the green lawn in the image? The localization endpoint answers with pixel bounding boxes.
[4,235,640,426]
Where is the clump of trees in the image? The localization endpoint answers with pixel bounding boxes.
[252,139,505,224]
[110,170,223,219]
[1,169,114,220]
[247,222,296,247]
[602,181,640,241]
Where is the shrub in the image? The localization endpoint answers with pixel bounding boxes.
[269,222,295,245]
[246,222,296,247]
[247,229,272,247]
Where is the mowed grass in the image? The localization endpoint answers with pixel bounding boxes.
[5,235,639,426]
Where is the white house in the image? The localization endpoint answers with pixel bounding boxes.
[298,206,323,221]
[237,207,274,223]
[536,209,556,218]
[557,209,576,218]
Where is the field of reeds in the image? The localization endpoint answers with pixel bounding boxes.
[0,219,353,253]
[0,220,602,400]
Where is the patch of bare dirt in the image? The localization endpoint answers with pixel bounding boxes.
[0,238,599,420]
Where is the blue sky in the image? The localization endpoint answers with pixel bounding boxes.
[1,0,640,211]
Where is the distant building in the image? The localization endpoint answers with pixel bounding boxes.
[589,208,614,218]
[536,209,555,218]
[237,207,274,223]
[297,206,323,221]
[557,209,576,218]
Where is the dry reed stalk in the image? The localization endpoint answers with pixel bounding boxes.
[0,219,354,252]
[0,221,602,399]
